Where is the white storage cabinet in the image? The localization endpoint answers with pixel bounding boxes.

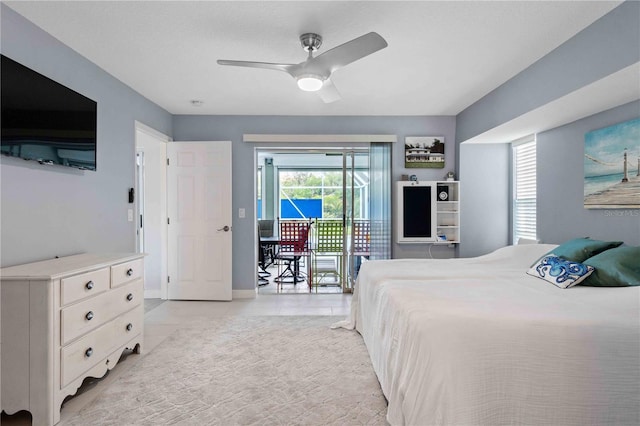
[396,180,460,244]
[1,253,144,425]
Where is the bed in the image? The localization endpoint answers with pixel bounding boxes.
[335,243,640,425]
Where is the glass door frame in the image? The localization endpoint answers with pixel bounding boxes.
[255,147,370,293]
[343,150,355,292]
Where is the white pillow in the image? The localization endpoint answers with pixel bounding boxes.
[527,254,594,289]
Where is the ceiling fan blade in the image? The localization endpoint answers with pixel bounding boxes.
[317,79,341,103]
[217,59,294,75]
[307,32,387,75]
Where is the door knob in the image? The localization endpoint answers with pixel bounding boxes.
[217,225,230,232]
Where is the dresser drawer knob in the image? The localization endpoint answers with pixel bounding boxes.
[85,280,94,290]
[126,268,134,277]
[126,293,134,301]
[85,347,93,358]
[85,311,94,321]
[126,323,133,332]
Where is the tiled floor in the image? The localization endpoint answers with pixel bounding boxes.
[1,293,352,425]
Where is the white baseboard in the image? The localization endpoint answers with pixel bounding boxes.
[144,289,162,299]
[232,288,257,299]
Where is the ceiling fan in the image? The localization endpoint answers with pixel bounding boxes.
[217,32,388,103]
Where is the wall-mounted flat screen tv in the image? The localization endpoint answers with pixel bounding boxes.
[1,55,97,171]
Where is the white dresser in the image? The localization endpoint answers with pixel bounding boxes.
[1,253,144,425]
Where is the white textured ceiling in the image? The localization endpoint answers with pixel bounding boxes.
[4,1,623,116]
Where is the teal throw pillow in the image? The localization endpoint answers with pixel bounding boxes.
[533,237,623,266]
[581,246,640,287]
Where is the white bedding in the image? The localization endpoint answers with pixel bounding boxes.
[337,244,640,425]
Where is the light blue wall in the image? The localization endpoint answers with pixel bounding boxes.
[456,0,640,144]
[455,1,640,256]
[3,0,637,290]
[172,115,456,290]
[0,5,172,267]
[537,100,640,246]
[459,143,510,258]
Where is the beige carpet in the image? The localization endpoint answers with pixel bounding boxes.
[60,316,388,426]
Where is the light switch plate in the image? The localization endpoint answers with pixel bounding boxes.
[127,209,134,222]
[238,208,246,218]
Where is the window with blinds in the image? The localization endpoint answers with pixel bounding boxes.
[513,139,537,242]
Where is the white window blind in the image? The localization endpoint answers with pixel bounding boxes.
[513,140,537,242]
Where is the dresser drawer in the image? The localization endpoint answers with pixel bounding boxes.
[60,307,142,387]
[60,279,142,345]
[61,267,110,306]
[111,258,143,288]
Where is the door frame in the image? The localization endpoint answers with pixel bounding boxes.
[253,146,370,293]
[134,121,171,299]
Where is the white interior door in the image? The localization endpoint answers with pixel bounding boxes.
[167,141,232,300]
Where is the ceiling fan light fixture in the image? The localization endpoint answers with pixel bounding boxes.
[297,75,324,92]
[218,32,387,103]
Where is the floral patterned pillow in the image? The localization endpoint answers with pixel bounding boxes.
[527,254,595,289]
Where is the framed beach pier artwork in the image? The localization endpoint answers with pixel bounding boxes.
[405,136,445,168]
[584,117,640,209]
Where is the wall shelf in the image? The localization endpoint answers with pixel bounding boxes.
[436,181,460,244]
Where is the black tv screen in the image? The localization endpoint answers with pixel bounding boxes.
[402,185,432,238]
[1,55,97,171]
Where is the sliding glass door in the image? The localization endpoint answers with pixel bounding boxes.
[256,145,390,293]
[344,144,392,290]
